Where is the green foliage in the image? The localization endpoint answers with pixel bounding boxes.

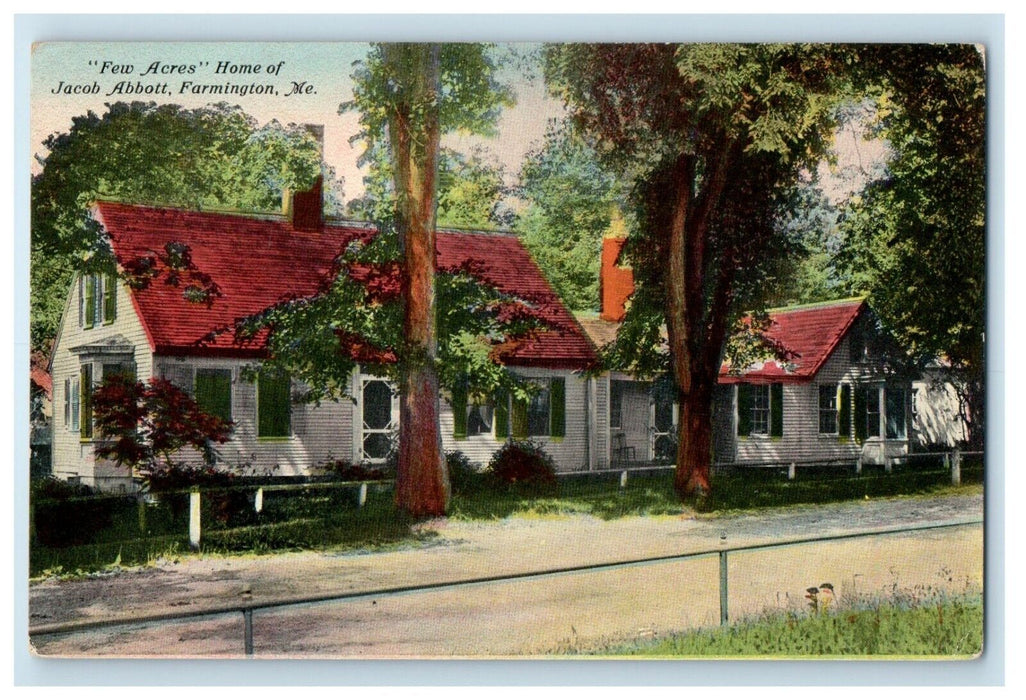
[837,45,985,447]
[606,595,982,657]
[90,375,234,473]
[485,440,557,493]
[517,123,622,311]
[445,450,483,495]
[31,101,331,351]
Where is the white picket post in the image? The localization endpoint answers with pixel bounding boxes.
[620,470,628,489]
[254,487,263,513]
[952,447,962,486]
[788,462,796,480]
[189,489,201,550]
[358,482,368,508]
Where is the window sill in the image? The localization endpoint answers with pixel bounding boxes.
[258,436,293,443]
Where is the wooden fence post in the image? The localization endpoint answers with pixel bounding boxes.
[855,455,863,475]
[137,493,147,535]
[885,457,893,474]
[358,482,368,508]
[189,489,201,550]
[788,462,796,481]
[620,470,628,489]
[952,447,962,486]
[254,487,264,514]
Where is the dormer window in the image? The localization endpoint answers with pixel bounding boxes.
[79,271,117,328]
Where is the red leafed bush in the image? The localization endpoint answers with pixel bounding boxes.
[91,375,233,475]
[485,440,557,492]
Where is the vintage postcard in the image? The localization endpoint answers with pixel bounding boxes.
[27,38,986,661]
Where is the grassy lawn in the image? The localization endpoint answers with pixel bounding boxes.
[30,463,982,578]
[591,594,983,657]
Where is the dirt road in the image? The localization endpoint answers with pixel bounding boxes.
[29,492,983,657]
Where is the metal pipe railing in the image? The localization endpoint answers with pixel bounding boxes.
[29,518,982,655]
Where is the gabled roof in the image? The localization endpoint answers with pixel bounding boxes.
[94,201,597,370]
[30,352,52,399]
[719,298,867,384]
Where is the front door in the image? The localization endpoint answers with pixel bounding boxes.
[650,393,677,464]
[360,377,399,463]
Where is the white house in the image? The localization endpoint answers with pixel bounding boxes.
[578,235,915,469]
[49,188,603,490]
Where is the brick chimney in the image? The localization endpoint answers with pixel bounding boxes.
[599,210,634,322]
[284,124,324,232]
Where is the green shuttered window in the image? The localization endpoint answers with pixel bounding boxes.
[258,371,291,438]
[839,384,852,441]
[80,364,93,440]
[494,389,510,439]
[737,383,782,437]
[550,377,566,438]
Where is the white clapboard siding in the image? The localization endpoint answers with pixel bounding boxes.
[51,276,153,489]
[728,334,909,466]
[440,368,592,473]
[153,357,353,477]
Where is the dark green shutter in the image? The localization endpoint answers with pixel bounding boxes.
[83,275,96,329]
[550,378,565,438]
[770,383,784,438]
[103,272,117,322]
[196,369,232,423]
[512,395,528,440]
[452,385,468,440]
[494,389,509,439]
[80,364,93,439]
[854,386,867,443]
[737,384,752,436]
[839,384,852,441]
[258,371,291,437]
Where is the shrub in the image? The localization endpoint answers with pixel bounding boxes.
[316,458,388,482]
[446,450,483,495]
[486,440,557,492]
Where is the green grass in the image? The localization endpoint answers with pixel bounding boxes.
[596,595,983,657]
[30,464,983,577]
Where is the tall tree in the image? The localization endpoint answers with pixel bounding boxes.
[343,43,512,516]
[517,123,622,311]
[31,101,330,352]
[347,143,511,230]
[547,44,844,498]
[838,45,985,447]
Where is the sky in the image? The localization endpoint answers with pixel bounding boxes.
[30,42,567,204]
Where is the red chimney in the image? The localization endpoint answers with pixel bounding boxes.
[600,236,634,322]
[288,124,324,232]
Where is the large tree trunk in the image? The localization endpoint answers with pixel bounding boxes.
[660,145,737,500]
[674,379,713,499]
[387,43,449,517]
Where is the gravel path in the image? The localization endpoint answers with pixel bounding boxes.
[29,492,983,657]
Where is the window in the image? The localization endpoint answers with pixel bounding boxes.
[257,371,291,438]
[737,383,783,438]
[855,384,907,441]
[610,380,627,430]
[506,378,566,440]
[64,377,80,430]
[885,386,907,439]
[527,384,551,437]
[466,401,493,437]
[751,385,770,435]
[82,276,96,329]
[819,384,838,435]
[79,272,117,328]
[195,368,233,423]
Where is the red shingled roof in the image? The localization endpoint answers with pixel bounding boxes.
[719,298,866,384]
[94,202,597,369]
